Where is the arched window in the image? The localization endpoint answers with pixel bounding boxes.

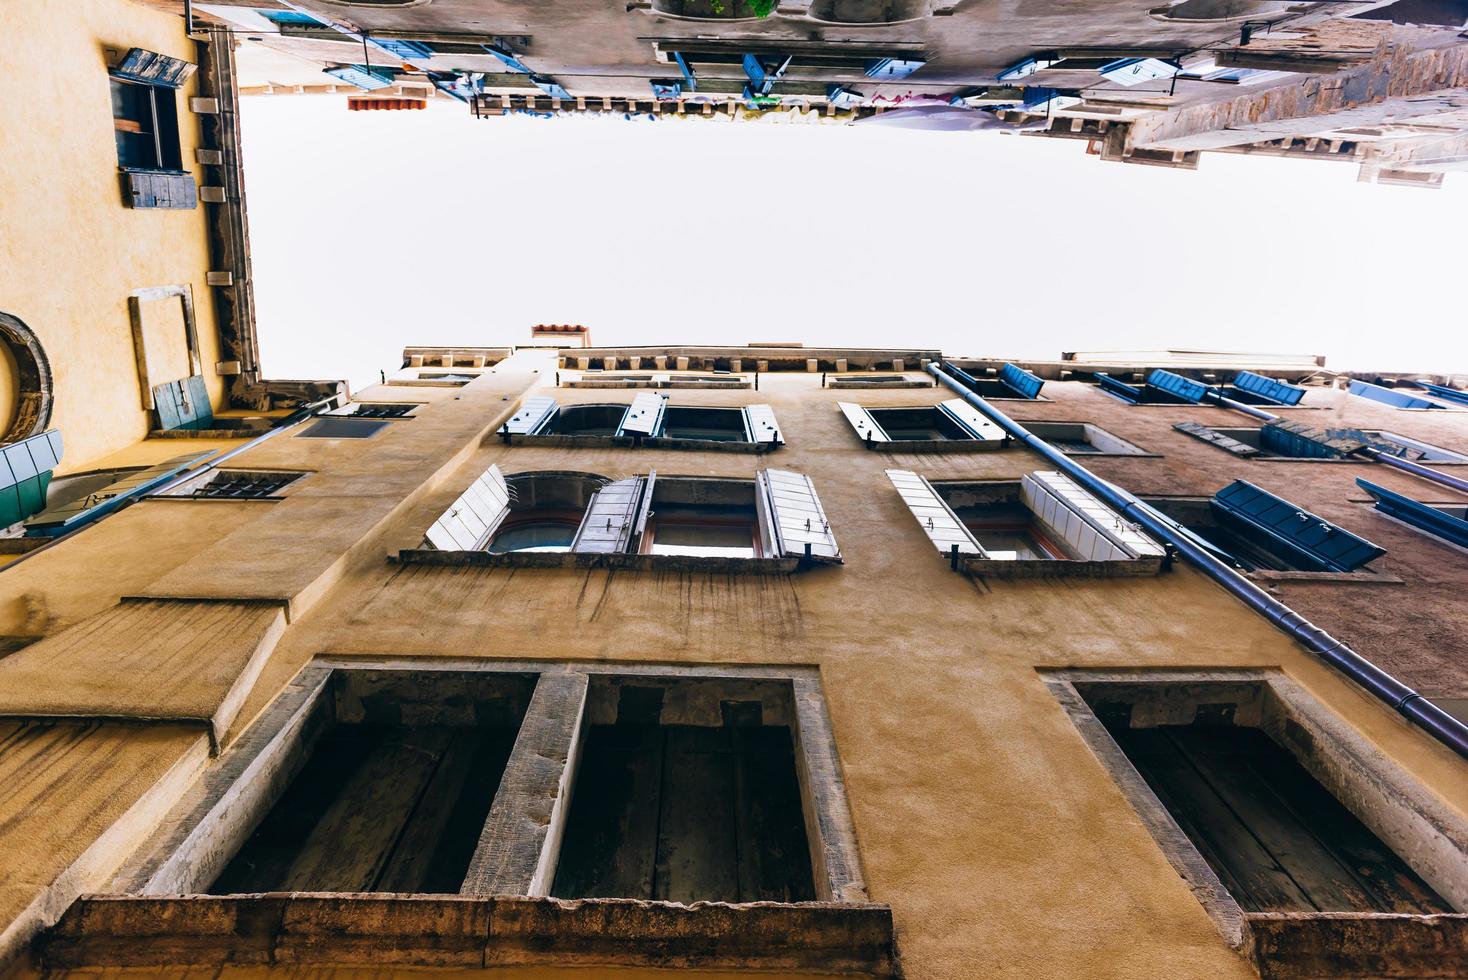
[0,313,54,444]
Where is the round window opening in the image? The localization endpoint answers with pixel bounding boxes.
[0,313,54,444]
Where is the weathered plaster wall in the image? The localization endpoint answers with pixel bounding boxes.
[0,352,1465,979]
[0,0,226,472]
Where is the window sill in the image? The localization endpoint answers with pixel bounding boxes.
[962,556,1164,579]
[1247,569,1404,586]
[1247,911,1468,979]
[395,548,802,573]
[503,433,780,453]
[859,438,1008,454]
[41,895,897,975]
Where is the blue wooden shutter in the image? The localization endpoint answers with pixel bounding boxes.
[999,363,1044,399]
[1348,379,1445,410]
[504,396,557,435]
[1146,369,1208,404]
[1094,373,1143,403]
[1356,478,1468,550]
[1411,381,1468,407]
[1211,480,1385,572]
[1232,371,1305,406]
[370,38,434,61]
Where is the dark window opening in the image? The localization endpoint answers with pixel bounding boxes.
[660,406,746,442]
[110,77,182,172]
[1026,421,1146,455]
[641,478,760,558]
[487,515,581,553]
[298,417,391,439]
[345,403,418,419]
[1145,496,1375,573]
[544,404,626,436]
[868,407,969,441]
[552,681,815,904]
[211,673,536,894]
[948,497,1068,560]
[187,470,303,499]
[1099,719,1450,914]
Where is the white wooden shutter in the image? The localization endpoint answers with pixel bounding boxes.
[757,468,841,563]
[617,392,667,437]
[936,399,1007,445]
[424,464,511,551]
[742,404,783,445]
[632,469,657,542]
[572,476,647,554]
[886,469,985,557]
[837,402,888,443]
[1021,471,1164,560]
[504,395,557,434]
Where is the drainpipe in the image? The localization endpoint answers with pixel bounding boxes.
[1,395,340,573]
[930,362,1468,760]
[1201,389,1468,496]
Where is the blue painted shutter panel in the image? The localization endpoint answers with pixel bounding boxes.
[1357,478,1468,550]
[1412,381,1468,407]
[999,363,1044,399]
[371,38,434,61]
[1232,371,1305,406]
[1146,369,1208,404]
[1212,480,1385,572]
[1348,379,1444,410]
[323,65,394,91]
[1094,373,1143,403]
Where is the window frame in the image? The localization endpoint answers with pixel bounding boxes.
[109,75,184,174]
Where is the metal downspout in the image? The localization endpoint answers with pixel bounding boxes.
[930,362,1468,759]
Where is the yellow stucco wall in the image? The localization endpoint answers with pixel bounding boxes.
[0,0,226,473]
[0,350,1463,978]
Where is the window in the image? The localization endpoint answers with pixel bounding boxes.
[111,77,182,172]
[560,372,751,390]
[1357,477,1468,550]
[1045,669,1468,978]
[417,466,840,567]
[156,469,305,500]
[838,399,1006,448]
[1026,421,1148,455]
[886,469,1165,571]
[297,417,391,439]
[945,363,1046,400]
[328,402,420,420]
[1092,370,1208,405]
[1219,370,1306,407]
[1348,379,1448,410]
[1350,430,1467,463]
[827,374,932,389]
[502,395,784,448]
[1175,420,1382,460]
[1144,482,1385,574]
[94,662,887,973]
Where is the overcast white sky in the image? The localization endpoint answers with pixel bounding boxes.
[239,95,1465,392]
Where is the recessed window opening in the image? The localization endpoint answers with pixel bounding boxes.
[937,483,1074,560]
[172,470,304,500]
[642,478,760,557]
[1348,429,1467,463]
[110,77,182,172]
[659,406,748,442]
[486,473,604,553]
[209,672,537,894]
[1071,678,1454,916]
[1027,421,1147,455]
[486,516,582,554]
[552,676,815,904]
[542,404,626,436]
[868,407,969,441]
[298,417,391,439]
[333,402,419,420]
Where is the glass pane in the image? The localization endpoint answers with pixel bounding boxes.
[649,521,755,557]
[489,520,578,553]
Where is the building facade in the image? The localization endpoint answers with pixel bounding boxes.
[1,3,1466,979]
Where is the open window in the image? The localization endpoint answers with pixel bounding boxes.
[945,363,1046,400]
[326,402,421,420]
[1219,371,1307,407]
[501,395,783,450]
[1171,419,1455,461]
[76,662,889,974]
[1026,421,1148,456]
[415,466,839,569]
[1144,481,1385,574]
[1357,477,1468,550]
[1046,669,1468,979]
[109,49,195,209]
[153,469,305,500]
[1093,369,1209,405]
[887,469,1165,575]
[1348,379,1449,410]
[839,399,1006,450]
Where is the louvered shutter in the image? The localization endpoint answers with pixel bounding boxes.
[504,396,557,435]
[1413,381,1468,407]
[1095,373,1143,403]
[936,399,1007,444]
[617,392,667,437]
[1211,480,1384,572]
[837,402,888,442]
[742,404,783,445]
[1022,471,1164,561]
[886,469,984,557]
[756,469,841,563]
[1146,370,1208,404]
[424,464,510,551]
[1232,371,1306,406]
[1348,380,1444,410]
[999,363,1044,399]
[1357,477,1468,550]
[572,476,647,554]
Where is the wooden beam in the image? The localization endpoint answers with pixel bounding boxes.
[461,671,588,896]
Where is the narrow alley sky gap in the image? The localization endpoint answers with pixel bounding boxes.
[239,96,1466,392]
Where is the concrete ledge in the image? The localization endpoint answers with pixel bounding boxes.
[1249,568,1404,586]
[395,549,801,574]
[498,433,779,454]
[861,439,1008,454]
[1247,912,1468,979]
[964,556,1164,579]
[39,895,897,975]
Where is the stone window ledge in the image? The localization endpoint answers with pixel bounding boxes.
[1248,569,1404,586]
[40,895,897,975]
[500,433,780,454]
[963,556,1164,579]
[1246,911,1468,979]
[394,549,801,574]
[864,438,1008,454]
